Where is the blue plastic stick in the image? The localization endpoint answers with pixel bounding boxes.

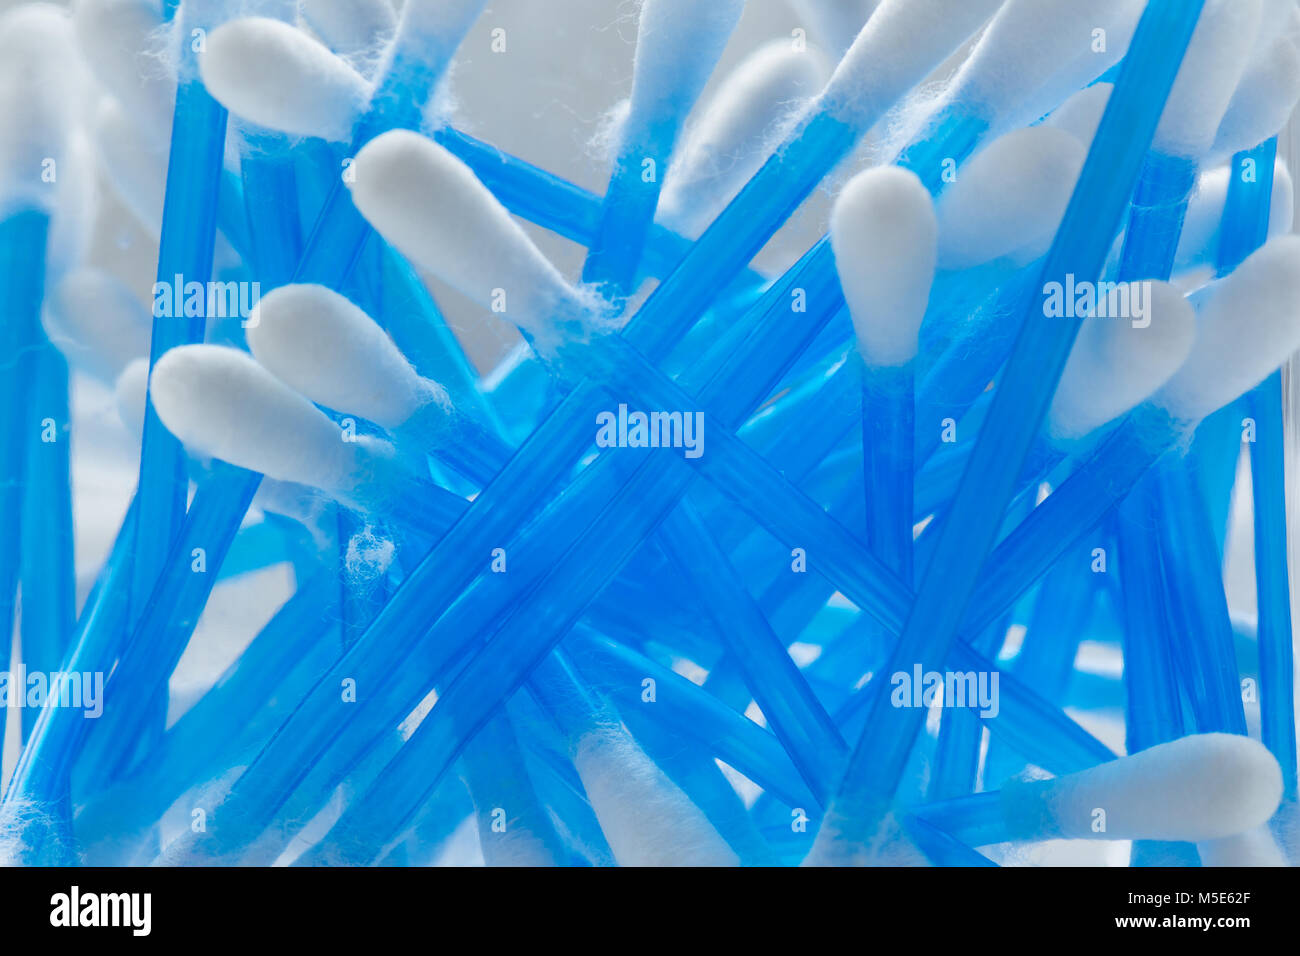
[133,17,231,622]
[73,571,340,858]
[0,210,50,757]
[659,502,848,799]
[580,1,741,298]
[1221,138,1297,798]
[19,335,75,742]
[1250,371,1296,798]
[902,813,997,867]
[433,125,765,290]
[1153,458,1248,735]
[2,499,136,863]
[821,0,1207,844]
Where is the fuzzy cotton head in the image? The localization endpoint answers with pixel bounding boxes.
[0,4,82,215]
[1002,734,1283,843]
[831,165,937,368]
[935,126,1086,270]
[202,17,372,142]
[150,344,385,503]
[1048,281,1197,443]
[246,283,447,431]
[1153,234,1300,423]
[659,40,828,237]
[349,129,597,348]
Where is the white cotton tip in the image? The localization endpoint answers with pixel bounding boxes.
[201,18,371,142]
[300,0,396,58]
[573,728,738,867]
[616,0,745,155]
[1048,282,1197,442]
[1212,35,1300,160]
[1154,0,1262,158]
[114,357,149,438]
[831,166,937,367]
[95,97,167,235]
[1197,826,1288,866]
[821,0,1004,128]
[349,130,593,345]
[72,0,174,146]
[935,126,1086,270]
[1154,235,1300,422]
[0,4,79,212]
[941,0,1143,134]
[150,345,381,500]
[659,41,828,237]
[1174,160,1293,273]
[787,0,880,57]
[1045,83,1112,151]
[246,284,447,430]
[43,269,151,382]
[1004,734,1282,842]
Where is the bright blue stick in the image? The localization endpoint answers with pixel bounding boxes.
[2,498,135,863]
[1251,371,1296,798]
[862,364,915,584]
[0,210,49,759]
[18,336,75,742]
[659,502,848,799]
[1221,138,1297,798]
[579,0,744,298]
[821,0,1207,844]
[902,813,997,867]
[133,32,231,622]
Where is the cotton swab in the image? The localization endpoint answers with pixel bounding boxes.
[933,127,1085,272]
[830,165,936,581]
[914,125,1086,463]
[202,18,371,143]
[1117,0,1261,283]
[962,234,1300,647]
[580,0,744,298]
[920,280,1197,519]
[897,0,1142,186]
[341,127,1137,760]
[1046,283,1197,446]
[1211,19,1300,162]
[245,283,511,485]
[912,734,1282,847]
[196,15,761,291]
[658,40,827,239]
[814,0,1210,857]
[149,345,462,532]
[1174,159,1293,277]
